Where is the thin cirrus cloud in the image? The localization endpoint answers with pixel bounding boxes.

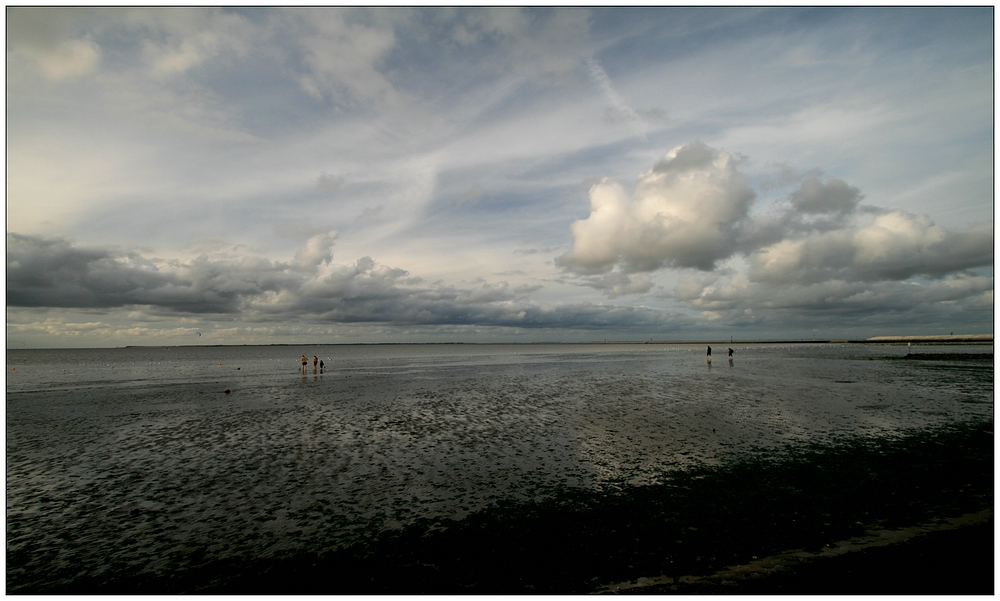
[4,7,993,346]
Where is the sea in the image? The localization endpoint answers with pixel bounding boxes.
[6,342,994,593]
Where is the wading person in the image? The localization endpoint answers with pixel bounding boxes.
[301,355,308,373]
[313,356,318,372]
[706,345,712,363]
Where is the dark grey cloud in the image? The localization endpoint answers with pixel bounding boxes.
[6,232,685,333]
[675,271,992,330]
[789,174,861,215]
[7,233,302,313]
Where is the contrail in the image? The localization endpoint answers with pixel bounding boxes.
[586,57,647,142]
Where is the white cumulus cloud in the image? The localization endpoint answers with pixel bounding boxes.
[557,141,755,274]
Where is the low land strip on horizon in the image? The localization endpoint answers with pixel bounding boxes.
[116,333,993,349]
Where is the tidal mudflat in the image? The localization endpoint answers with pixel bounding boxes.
[6,343,993,593]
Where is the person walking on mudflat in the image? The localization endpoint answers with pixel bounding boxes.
[301,355,308,373]
[313,356,319,372]
[706,345,712,363]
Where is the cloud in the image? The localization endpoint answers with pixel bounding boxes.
[7,233,174,309]
[318,172,346,190]
[6,233,685,333]
[131,8,255,76]
[561,141,991,280]
[747,210,993,285]
[7,8,101,79]
[294,9,398,104]
[7,232,301,313]
[557,141,756,274]
[557,141,992,330]
[676,271,992,324]
[5,9,992,345]
[294,231,337,270]
[356,205,384,221]
[581,271,653,299]
[34,38,100,79]
[789,174,862,215]
[457,183,483,205]
[451,8,590,79]
[586,57,647,140]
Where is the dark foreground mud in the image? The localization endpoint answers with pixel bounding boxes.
[15,421,991,595]
[698,516,994,595]
[604,511,993,594]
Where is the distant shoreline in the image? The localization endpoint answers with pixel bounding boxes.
[140,333,994,348]
[7,334,992,350]
[74,334,993,350]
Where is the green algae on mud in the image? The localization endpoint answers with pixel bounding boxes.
[25,420,991,595]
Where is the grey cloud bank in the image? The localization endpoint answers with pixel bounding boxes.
[5,7,993,347]
[7,233,684,334]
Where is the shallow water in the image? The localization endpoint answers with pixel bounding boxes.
[6,343,993,591]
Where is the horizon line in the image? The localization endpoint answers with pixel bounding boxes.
[7,333,993,351]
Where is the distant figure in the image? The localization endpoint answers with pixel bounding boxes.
[319,359,325,373]
[301,355,308,373]
[706,345,712,363]
[728,347,734,358]
[313,356,319,372]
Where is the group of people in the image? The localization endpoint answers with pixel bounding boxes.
[301,354,325,374]
[706,345,734,363]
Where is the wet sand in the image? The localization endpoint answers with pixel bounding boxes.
[6,344,993,594]
[12,421,990,595]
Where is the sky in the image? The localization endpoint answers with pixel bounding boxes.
[5,6,995,348]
